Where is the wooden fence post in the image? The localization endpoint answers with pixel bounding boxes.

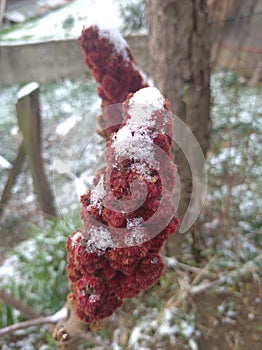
[16,82,56,216]
[0,143,26,218]
[0,0,7,27]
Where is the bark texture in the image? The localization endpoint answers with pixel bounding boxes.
[146,0,211,255]
[16,83,56,216]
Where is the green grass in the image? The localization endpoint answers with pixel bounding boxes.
[0,212,81,322]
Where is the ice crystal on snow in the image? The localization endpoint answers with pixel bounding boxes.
[128,87,165,126]
[125,217,145,246]
[126,217,144,229]
[85,226,115,254]
[88,174,106,213]
[71,230,83,248]
[131,162,153,180]
[112,125,157,168]
[111,87,167,170]
[98,26,130,62]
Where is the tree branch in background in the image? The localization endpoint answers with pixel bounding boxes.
[0,142,26,218]
[0,299,112,349]
[0,307,67,338]
[0,287,40,319]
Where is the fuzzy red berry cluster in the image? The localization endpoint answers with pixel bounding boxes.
[78,25,148,137]
[66,87,179,324]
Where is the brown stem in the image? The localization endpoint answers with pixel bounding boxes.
[0,292,112,349]
[53,296,113,350]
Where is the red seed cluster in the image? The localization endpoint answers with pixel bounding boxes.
[78,25,148,137]
[66,87,179,324]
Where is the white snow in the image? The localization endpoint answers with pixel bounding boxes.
[71,230,83,247]
[0,155,12,169]
[54,158,73,175]
[98,26,130,62]
[180,320,195,338]
[74,176,87,198]
[130,162,152,180]
[85,225,115,254]
[189,338,199,350]
[40,0,69,8]
[1,0,122,42]
[129,86,165,112]
[55,115,80,136]
[112,125,157,168]
[128,326,142,346]
[88,174,106,213]
[126,217,143,229]
[49,306,68,323]
[17,82,39,99]
[163,256,178,268]
[125,217,145,245]
[112,87,166,172]
[128,87,165,126]
[0,255,19,281]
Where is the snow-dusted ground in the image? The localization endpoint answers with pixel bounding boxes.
[0,0,123,42]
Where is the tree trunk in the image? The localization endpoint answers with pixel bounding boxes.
[145,0,211,257]
[208,0,259,67]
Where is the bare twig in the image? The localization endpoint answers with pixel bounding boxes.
[0,288,40,319]
[0,307,67,338]
[163,256,202,273]
[0,300,113,350]
[0,290,113,349]
[166,253,262,309]
[166,254,218,308]
[191,253,262,295]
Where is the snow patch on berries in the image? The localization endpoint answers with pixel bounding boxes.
[88,174,106,213]
[126,217,144,228]
[131,162,152,180]
[71,230,83,248]
[112,125,158,169]
[86,226,116,255]
[128,87,165,126]
[98,26,130,62]
[125,217,145,246]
